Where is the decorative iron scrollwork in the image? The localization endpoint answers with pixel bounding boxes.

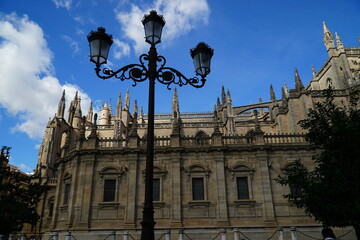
[94,53,206,89]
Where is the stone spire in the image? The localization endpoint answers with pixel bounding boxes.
[116,93,122,120]
[226,89,236,135]
[124,89,130,111]
[133,100,138,119]
[270,84,276,102]
[283,82,289,98]
[74,96,82,118]
[67,91,78,124]
[139,106,144,122]
[212,104,221,135]
[57,89,66,119]
[129,100,138,137]
[259,97,264,115]
[217,97,221,109]
[281,86,288,104]
[323,22,335,50]
[335,32,344,49]
[72,95,82,129]
[312,66,317,78]
[87,101,93,122]
[294,67,304,90]
[172,88,180,118]
[226,89,233,116]
[88,113,98,139]
[221,85,226,105]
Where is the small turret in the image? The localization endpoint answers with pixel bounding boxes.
[294,67,304,90]
[99,103,111,125]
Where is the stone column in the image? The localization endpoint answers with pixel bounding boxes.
[170,133,180,147]
[124,153,139,228]
[51,162,66,229]
[171,152,182,227]
[67,156,80,228]
[214,151,229,225]
[257,151,276,224]
[74,155,96,229]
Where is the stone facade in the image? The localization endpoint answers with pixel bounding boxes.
[32,23,360,239]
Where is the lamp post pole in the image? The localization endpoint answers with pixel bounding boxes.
[87,10,213,240]
[141,45,157,238]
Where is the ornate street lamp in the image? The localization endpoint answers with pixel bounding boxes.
[87,10,213,240]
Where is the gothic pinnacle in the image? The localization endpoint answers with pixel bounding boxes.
[283,82,289,98]
[294,67,304,90]
[323,22,335,50]
[270,84,276,102]
[221,85,226,104]
[335,32,344,49]
[57,89,66,118]
[125,89,130,110]
[312,65,316,78]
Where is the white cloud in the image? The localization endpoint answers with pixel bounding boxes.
[18,163,33,173]
[115,0,210,53]
[52,0,73,10]
[62,35,80,56]
[0,13,92,139]
[113,38,131,59]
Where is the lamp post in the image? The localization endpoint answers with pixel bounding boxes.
[87,10,213,240]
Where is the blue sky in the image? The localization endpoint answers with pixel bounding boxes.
[0,0,359,172]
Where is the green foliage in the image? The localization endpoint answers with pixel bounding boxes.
[0,146,48,236]
[276,87,360,233]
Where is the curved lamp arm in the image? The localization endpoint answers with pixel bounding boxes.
[156,55,206,90]
[94,54,149,87]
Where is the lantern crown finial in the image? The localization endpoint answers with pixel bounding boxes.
[142,10,166,45]
[190,42,214,78]
[87,26,113,67]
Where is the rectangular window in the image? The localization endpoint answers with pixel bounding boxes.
[237,177,250,199]
[192,177,204,200]
[153,178,160,201]
[49,202,54,217]
[63,183,70,205]
[103,179,116,202]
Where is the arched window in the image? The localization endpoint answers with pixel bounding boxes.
[195,131,210,145]
[245,129,255,144]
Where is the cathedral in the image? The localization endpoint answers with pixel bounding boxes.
[32,23,360,239]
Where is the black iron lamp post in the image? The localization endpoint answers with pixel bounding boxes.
[87,10,213,240]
